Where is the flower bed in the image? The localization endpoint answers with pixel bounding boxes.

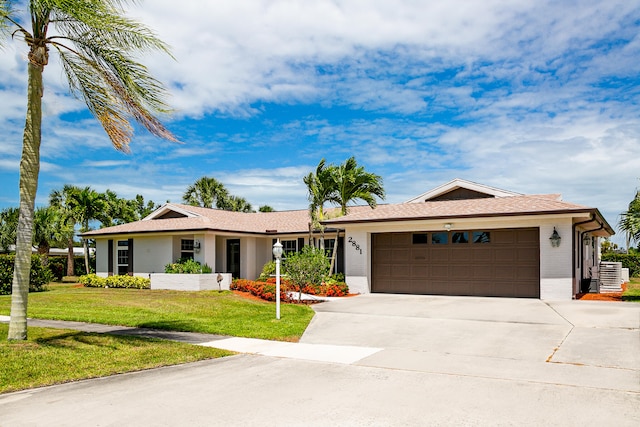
[231,278,349,302]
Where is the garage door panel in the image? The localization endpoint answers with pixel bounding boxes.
[372,228,540,298]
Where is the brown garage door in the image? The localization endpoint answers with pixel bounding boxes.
[372,228,540,298]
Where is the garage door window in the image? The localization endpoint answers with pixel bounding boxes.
[431,232,448,244]
[473,231,491,243]
[451,232,469,244]
[412,233,428,244]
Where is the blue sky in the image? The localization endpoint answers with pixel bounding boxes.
[1,0,639,246]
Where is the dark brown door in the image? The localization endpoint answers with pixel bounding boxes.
[372,228,540,298]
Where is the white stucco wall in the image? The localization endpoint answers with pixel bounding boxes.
[538,219,573,300]
[135,236,174,274]
[95,239,109,274]
[343,229,370,294]
[151,273,232,291]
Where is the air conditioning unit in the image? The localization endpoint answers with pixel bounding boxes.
[599,262,622,293]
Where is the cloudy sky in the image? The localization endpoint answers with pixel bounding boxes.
[1,0,638,245]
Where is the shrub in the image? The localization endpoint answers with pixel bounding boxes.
[79,274,150,289]
[285,246,330,301]
[601,252,640,277]
[231,277,349,302]
[0,254,52,295]
[164,258,212,274]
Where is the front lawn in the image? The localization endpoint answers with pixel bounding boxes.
[0,284,314,341]
[0,324,232,394]
[623,277,640,302]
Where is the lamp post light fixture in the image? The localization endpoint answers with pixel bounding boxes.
[272,239,283,320]
[549,227,561,247]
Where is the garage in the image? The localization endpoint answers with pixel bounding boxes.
[372,228,540,298]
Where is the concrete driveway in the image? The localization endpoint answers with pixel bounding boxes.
[1,295,638,426]
[302,294,640,391]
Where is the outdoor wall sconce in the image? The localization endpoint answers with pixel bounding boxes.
[549,228,561,247]
[194,240,201,253]
[582,234,592,246]
[444,223,452,232]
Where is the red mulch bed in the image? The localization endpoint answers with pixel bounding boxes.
[576,283,627,301]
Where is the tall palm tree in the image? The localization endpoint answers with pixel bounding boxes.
[2,0,177,340]
[183,177,230,209]
[331,156,385,215]
[303,158,336,232]
[71,187,105,273]
[50,185,81,277]
[619,190,640,249]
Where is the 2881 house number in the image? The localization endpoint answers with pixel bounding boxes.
[348,237,362,254]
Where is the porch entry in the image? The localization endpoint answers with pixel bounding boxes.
[227,239,240,278]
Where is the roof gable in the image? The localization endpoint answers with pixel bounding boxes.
[144,204,201,220]
[405,179,521,203]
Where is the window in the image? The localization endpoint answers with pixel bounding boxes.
[412,233,428,244]
[431,232,448,244]
[117,240,128,247]
[181,239,194,259]
[473,231,491,243]
[451,232,469,244]
[117,249,128,265]
[281,239,297,255]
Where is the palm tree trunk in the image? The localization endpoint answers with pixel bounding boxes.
[329,230,339,275]
[83,238,90,274]
[66,237,75,277]
[8,61,43,340]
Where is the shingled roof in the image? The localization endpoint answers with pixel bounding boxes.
[322,194,610,228]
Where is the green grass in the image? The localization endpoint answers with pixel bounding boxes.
[0,284,315,341]
[623,277,640,302]
[0,323,232,394]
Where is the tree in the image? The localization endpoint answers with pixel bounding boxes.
[220,195,253,213]
[258,205,275,213]
[71,187,105,274]
[303,158,335,232]
[331,156,385,216]
[183,177,229,209]
[0,207,19,253]
[284,246,329,302]
[49,185,81,277]
[1,0,177,340]
[32,206,69,266]
[619,190,640,250]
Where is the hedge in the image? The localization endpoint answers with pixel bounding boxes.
[0,254,52,295]
[79,274,150,289]
[601,253,640,277]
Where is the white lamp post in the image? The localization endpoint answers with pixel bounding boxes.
[272,239,283,320]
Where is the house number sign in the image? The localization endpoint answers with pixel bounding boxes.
[348,237,363,254]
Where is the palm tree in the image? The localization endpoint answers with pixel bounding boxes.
[50,185,80,277]
[71,187,105,273]
[219,195,253,213]
[33,206,69,266]
[619,190,640,249]
[303,158,336,232]
[2,1,177,340]
[183,177,230,209]
[331,156,385,215]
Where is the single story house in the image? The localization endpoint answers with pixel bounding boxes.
[83,179,614,300]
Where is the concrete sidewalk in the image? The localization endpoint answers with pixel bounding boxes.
[0,315,382,365]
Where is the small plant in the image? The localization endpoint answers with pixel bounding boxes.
[164,258,212,274]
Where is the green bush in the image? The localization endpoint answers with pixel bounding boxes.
[0,254,52,295]
[601,253,640,277]
[164,258,212,274]
[46,255,95,280]
[257,260,287,281]
[79,274,150,289]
